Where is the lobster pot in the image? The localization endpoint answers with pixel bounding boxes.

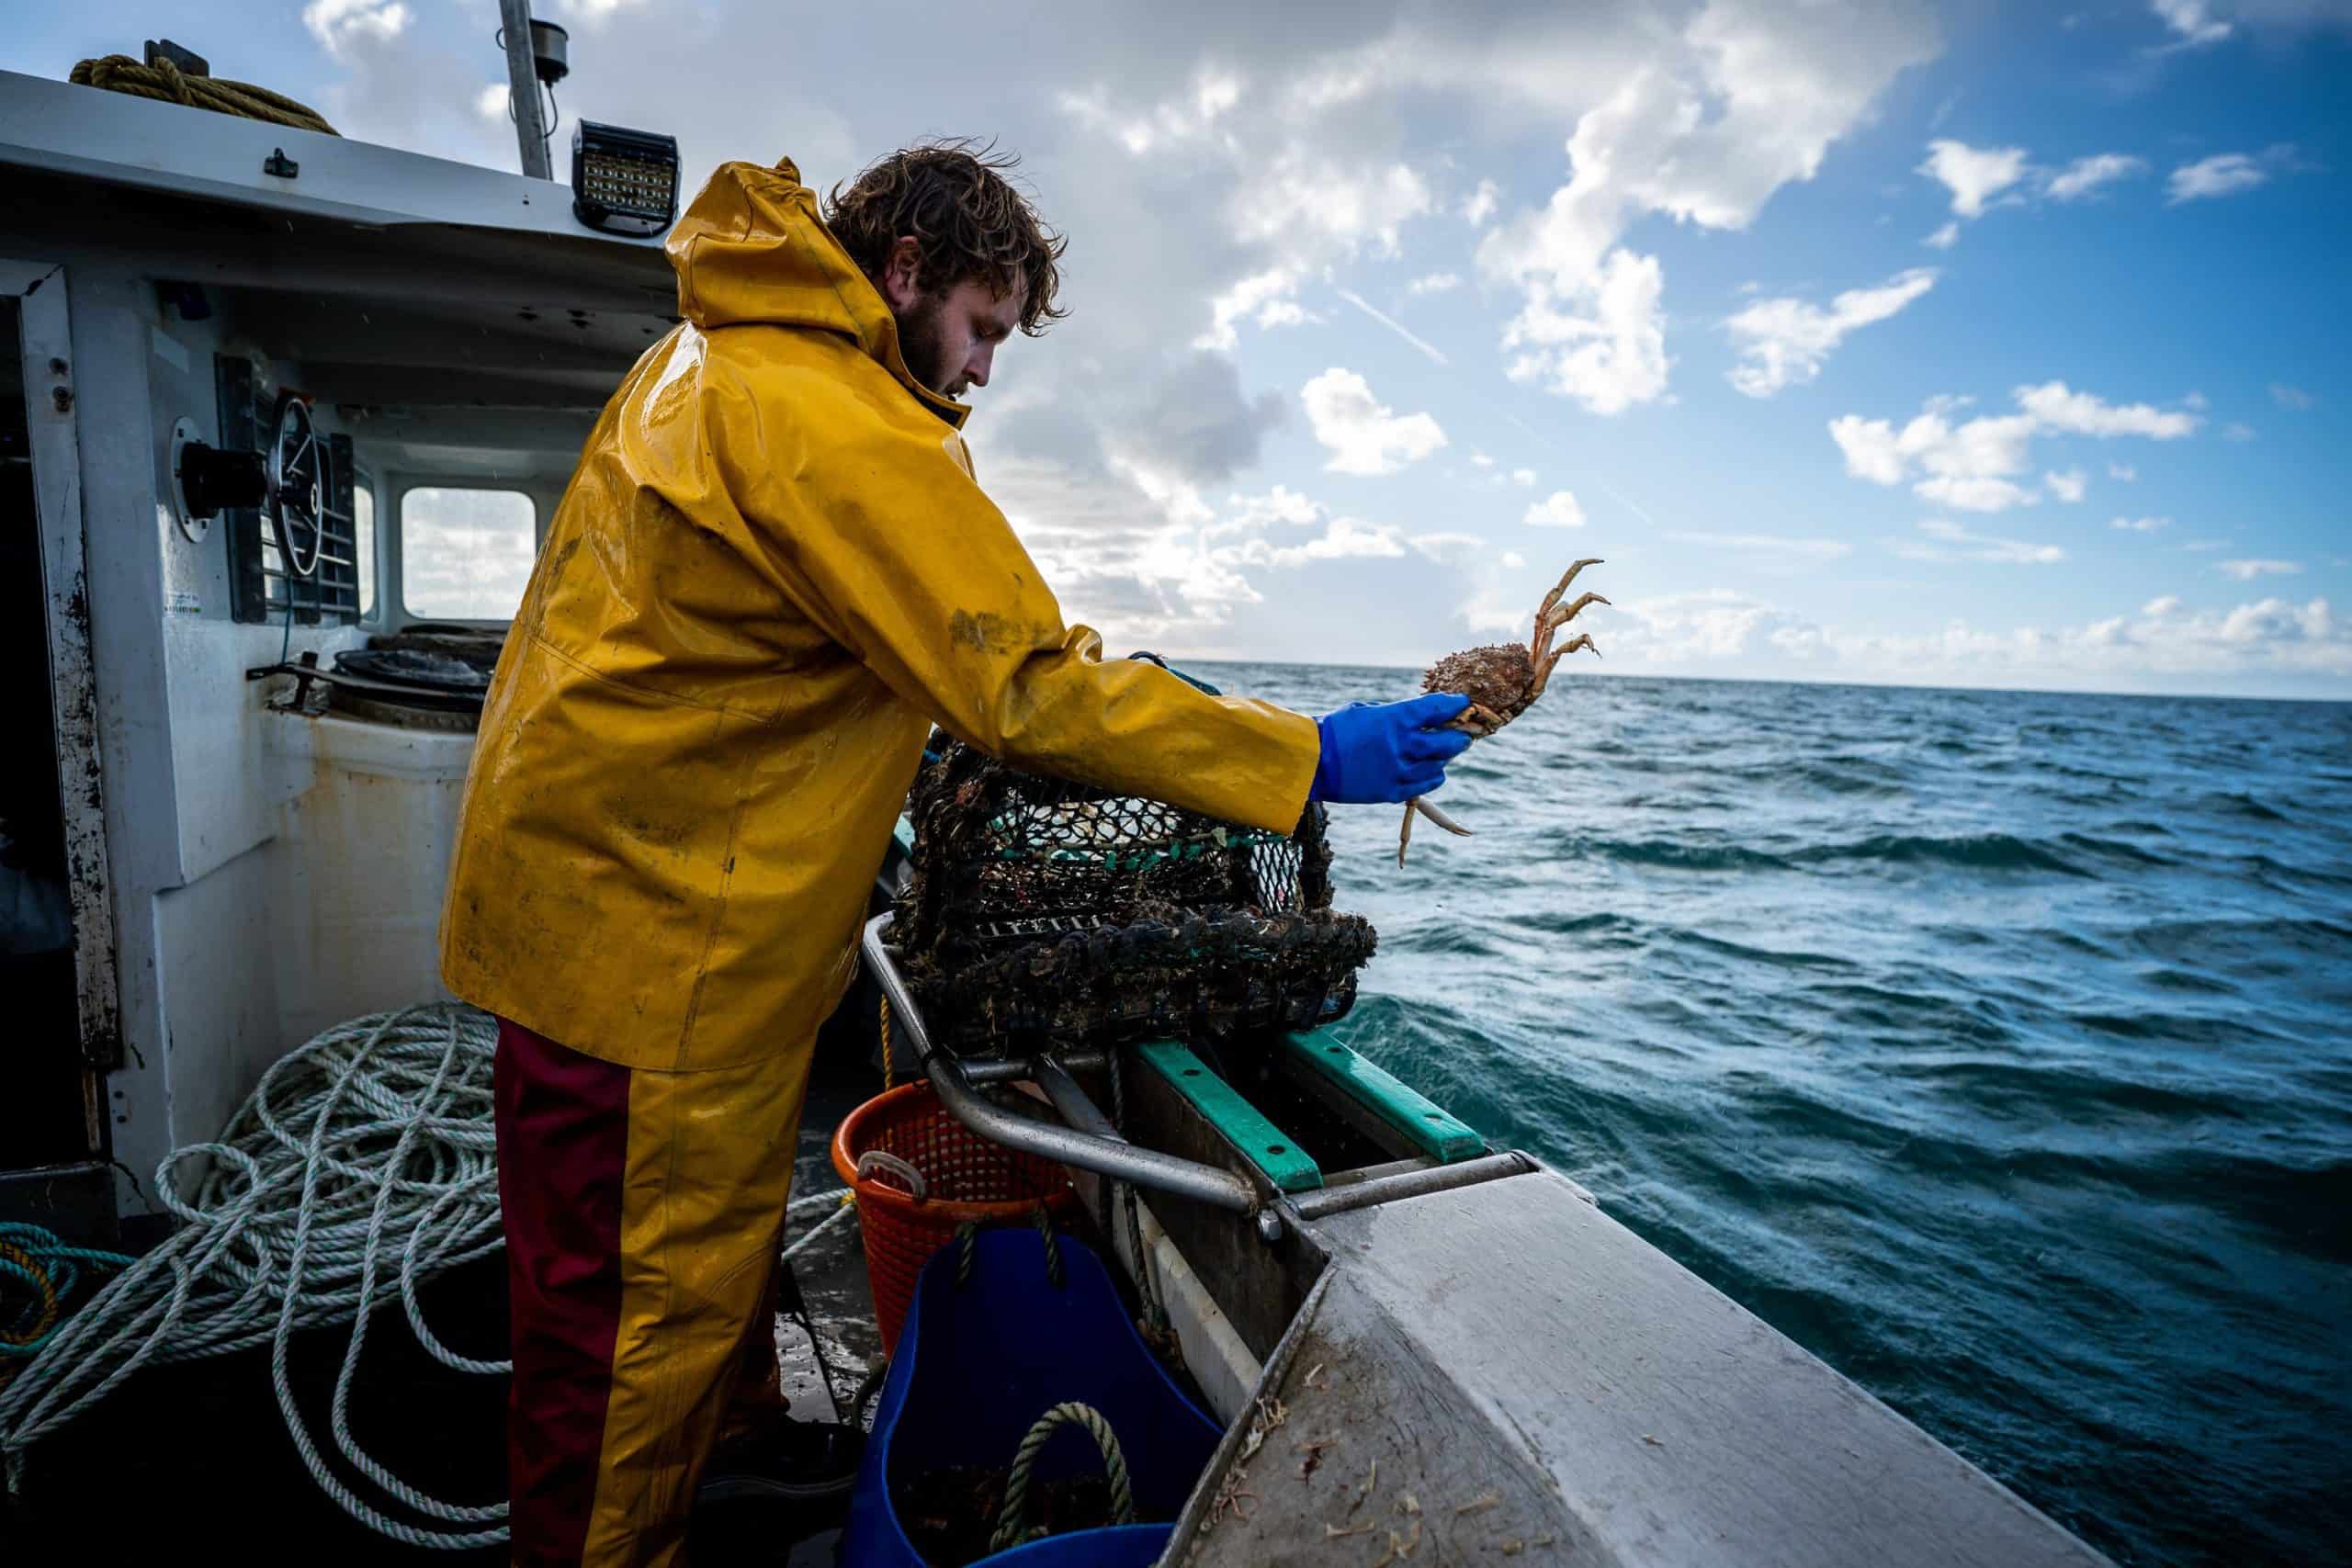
[831,1082,1081,1354]
[889,735,1377,1055]
[841,1228,1223,1567]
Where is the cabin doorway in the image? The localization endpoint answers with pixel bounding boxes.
[0,295,87,1168]
[0,263,119,1242]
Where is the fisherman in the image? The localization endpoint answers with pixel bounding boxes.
[438,141,1472,1567]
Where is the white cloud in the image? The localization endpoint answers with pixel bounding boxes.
[1831,381,2197,513]
[1407,531,1485,564]
[554,0,660,19]
[1196,267,1307,352]
[2045,152,2147,201]
[2184,391,2210,410]
[2219,558,2301,580]
[2270,383,2316,410]
[1918,139,2029,219]
[1724,267,1938,397]
[1408,272,1463,295]
[1897,519,2067,564]
[1461,179,1501,226]
[1247,516,1409,568]
[2110,515,2172,531]
[2109,462,2139,481]
[304,0,412,57]
[2045,468,2088,502]
[1477,1,1939,413]
[1917,474,2042,513]
[1470,452,1496,468]
[1589,587,2349,688]
[2017,380,2200,438]
[1300,367,1447,476]
[1524,491,1589,528]
[1204,485,1323,537]
[2167,146,2295,203]
[1057,65,1245,156]
[474,84,508,121]
[1923,220,1961,250]
[2223,422,2257,441]
[1512,468,1537,487]
[2151,0,2233,47]
[1496,247,1669,413]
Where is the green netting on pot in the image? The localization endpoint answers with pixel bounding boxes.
[890,735,1375,1055]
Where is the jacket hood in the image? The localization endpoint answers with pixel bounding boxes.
[664,158,968,428]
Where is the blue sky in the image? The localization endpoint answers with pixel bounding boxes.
[11,1,2349,696]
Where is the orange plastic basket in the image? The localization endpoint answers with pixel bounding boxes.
[831,1080,1080,1354]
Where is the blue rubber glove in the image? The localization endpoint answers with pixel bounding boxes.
[1309,693,1474,805]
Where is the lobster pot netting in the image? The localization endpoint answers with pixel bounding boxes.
[890,736,1376,1055]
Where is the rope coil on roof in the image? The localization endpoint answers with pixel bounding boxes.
[68,53,338,136]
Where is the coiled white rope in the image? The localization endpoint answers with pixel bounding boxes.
[0,1004,857,1550]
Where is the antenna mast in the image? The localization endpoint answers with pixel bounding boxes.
[498,0,553,179]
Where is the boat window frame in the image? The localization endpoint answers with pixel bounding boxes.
[392,480,540,626]
[351,465,378,624]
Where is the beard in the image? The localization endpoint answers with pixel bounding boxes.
[893,294,963,400]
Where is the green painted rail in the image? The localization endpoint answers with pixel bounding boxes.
[1279,1028,1486,1163]
[1135,1040,1324,1192]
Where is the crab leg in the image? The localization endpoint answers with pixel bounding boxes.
[1537,592,1609,642]
[1530,632,1600,699]
[1415,796,1472,835]
[1396,795,1474,866]
[1529,558,1605,655]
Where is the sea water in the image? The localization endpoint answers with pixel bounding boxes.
[1187,662,2349,1568]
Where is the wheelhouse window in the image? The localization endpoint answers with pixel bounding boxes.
[401,488,536,621]
[353,478,376,619]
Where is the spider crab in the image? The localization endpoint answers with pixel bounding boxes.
[1401,558,1607,865]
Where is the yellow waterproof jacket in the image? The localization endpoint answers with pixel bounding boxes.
[439,159,1318,1071]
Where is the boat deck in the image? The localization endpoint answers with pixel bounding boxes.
[3,1027,890,1565]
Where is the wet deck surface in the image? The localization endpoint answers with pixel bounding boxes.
[3,1039,889,1565]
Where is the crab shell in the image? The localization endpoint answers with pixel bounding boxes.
[1422,644,1538,738]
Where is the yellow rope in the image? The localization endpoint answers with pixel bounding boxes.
[879,996,894,1091]
[69,54,339,136]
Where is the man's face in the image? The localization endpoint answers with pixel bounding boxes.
[877,239,1024,400]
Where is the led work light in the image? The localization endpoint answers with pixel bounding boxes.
[571,120,680,236]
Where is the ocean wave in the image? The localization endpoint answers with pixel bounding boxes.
[1547,830,2103,876]
[2201,790,2294,823]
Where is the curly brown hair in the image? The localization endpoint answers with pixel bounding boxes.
[824,139,1069,335]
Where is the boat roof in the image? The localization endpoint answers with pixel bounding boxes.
[0,66,663,253]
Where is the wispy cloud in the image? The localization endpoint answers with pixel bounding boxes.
[1724,268,1938,398]
[2110,515,2171,531]
[2270,383,2316,411]
[2150,0,2232,50]
[2045,152,2147,201]
[2046,468,2088,502]
[2219,558,2301,580]
[1896,518,2067,564]
[2167,145,2297,203]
